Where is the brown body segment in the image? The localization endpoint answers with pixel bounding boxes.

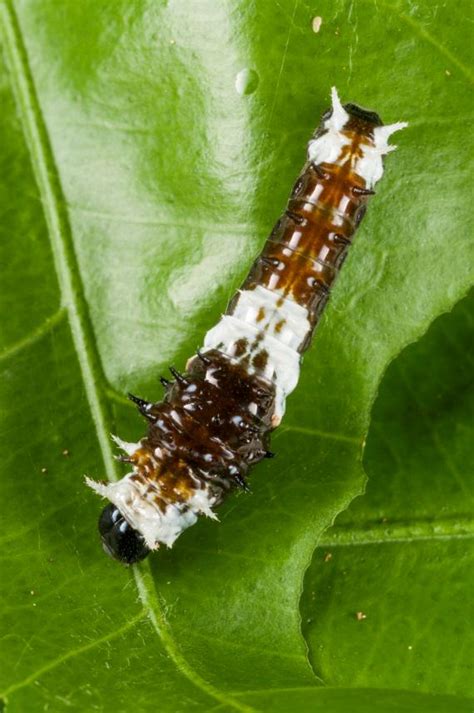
[129,350,276,499]
[243,116,378,341]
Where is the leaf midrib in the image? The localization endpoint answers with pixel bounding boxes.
[0,4,254,711]
[0,1,117,484]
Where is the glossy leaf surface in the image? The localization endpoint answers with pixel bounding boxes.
[0,0,472,710]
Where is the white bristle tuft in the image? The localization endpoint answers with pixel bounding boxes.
[373,122,408,153]
[84,476,110,497]
[111,434,140,456]
[329,86,349,131]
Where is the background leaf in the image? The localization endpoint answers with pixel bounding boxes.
[302,292,474,700]
[0,0,472,710]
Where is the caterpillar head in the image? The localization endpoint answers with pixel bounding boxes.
[308,87,408,188]
[98,503,150,565]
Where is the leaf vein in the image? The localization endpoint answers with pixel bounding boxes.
[369,0,474,82]
[0,308,66,363]
[0,611,147,698]
[280,424,361,445]
[318,515,474,547]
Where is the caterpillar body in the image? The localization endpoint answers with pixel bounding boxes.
[87,88,407,564]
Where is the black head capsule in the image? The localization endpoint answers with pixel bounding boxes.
[98,503,150,565]
[343,102,383,127]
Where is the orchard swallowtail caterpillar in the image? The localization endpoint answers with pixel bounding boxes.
[86,87,407,564]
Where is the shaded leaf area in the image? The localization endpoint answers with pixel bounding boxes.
[0,0,472,711]
[302,293,474,703]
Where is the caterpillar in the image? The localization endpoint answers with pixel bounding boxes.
[86,87,407,564]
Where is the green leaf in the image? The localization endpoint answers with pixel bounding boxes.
[302,293,474,704]
[0,0,472,710]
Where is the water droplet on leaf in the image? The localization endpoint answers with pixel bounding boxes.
[235,68,259,96]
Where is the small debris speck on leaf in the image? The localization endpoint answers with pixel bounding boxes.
[41,467,48,474]
[62,449,70,457]
[356,611,367,621]
[324,552,332,562]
